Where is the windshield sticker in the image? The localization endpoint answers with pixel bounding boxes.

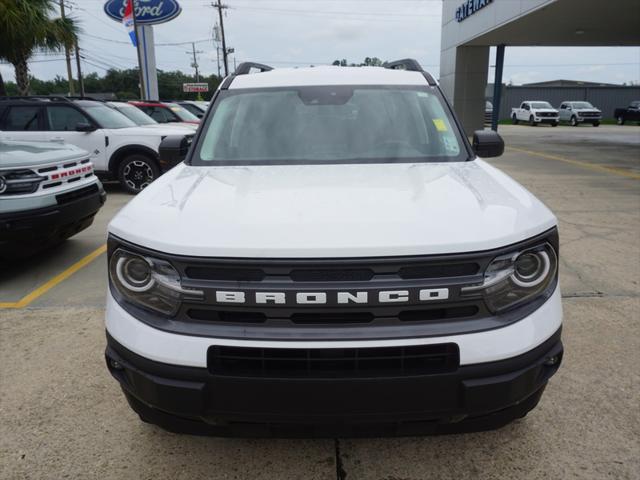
[433,119,448,132]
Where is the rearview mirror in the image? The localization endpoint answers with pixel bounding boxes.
[472,130,504,158]
[75,122,96,132]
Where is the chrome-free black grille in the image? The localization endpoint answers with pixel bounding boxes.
[56,183,99,205]
[207,343,459,378]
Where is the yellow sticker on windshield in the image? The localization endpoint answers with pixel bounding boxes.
[433,119,448,132]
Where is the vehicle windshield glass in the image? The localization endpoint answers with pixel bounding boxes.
[571,102,594,109]
[165,103,199,122]
[530,102,553,109]
[194,86,467,165]
[84,105,136,129]
[112,104,157,125]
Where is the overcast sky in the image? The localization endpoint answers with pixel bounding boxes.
[2,0,639,86]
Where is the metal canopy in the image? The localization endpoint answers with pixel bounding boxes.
[466,0,640,47]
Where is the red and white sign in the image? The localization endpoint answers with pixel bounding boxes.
[183,83,209,93]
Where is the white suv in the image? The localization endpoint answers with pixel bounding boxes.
[0,139,105,258]
[0,97,194,193]
[105,60,563,437]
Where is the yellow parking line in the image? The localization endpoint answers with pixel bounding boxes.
[506,146,640,180]
[0,244,107,309]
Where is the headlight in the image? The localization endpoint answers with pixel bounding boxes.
[461,242,557,314]
[109,249,203,316]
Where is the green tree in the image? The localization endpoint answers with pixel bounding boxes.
[0,0,79,95]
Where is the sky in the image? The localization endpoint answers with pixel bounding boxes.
[1,0,639,86]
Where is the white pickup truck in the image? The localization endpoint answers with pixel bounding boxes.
[511,101,559,126]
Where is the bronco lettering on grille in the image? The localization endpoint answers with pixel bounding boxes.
[214,288,449,305]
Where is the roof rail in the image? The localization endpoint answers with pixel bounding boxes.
[383,58,437,86]
[0,95,103,102]
[234,62,273,76]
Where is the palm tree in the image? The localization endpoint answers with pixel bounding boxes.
[0,0,79,95]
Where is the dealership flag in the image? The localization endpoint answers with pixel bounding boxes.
[123,0,137,47]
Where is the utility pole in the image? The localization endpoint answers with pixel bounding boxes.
[59,0,75,95]
[213,0,229,76]
[187,42,203,82]
[74,39,85,96]
[213,24,221,78]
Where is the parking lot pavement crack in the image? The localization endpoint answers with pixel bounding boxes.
[334,439,347,480]
[562,292,639,299]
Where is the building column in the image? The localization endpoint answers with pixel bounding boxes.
[439,45,489,135]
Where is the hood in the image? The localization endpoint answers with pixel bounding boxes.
[107,126,194,137]
[574,108,601,113]
[109,160,557,258]
[139,124,196,132]
[0,140,87,169]
[533,108,558,113]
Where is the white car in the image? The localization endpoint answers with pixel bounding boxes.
[106,101,198,132]
[511,101,559,126]
[0,97,194,193]
[104,60,563,437]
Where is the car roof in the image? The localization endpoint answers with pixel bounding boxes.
[129,101,168,106]
[0,97,101,107]
[229,66,428,89]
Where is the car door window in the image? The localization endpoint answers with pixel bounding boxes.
[147,107,170,123]
[3,106,42,131]
[46,106,91,131]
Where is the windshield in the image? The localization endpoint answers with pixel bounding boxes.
[530,102,553,109]
[165,103,199,122]
[84,105,136,129]
[111,103,157,125]
[194,86,467,165]
[571,102,594,109]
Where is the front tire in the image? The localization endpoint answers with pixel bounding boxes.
[570,116,578,127]
[117,154,160,194]
[617,116,625,125]
[529,116,537,126]
[512,114,518,125]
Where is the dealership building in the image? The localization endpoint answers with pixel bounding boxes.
[439,0,640,133]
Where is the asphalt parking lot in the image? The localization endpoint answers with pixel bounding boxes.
[1,124,639,479]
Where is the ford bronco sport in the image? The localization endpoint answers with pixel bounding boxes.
[105,60,563,437]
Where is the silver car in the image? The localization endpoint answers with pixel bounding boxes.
[558,101,602,127]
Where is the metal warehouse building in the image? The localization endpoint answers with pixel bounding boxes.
[439,0,640,133]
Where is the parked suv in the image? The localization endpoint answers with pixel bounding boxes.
[175,100,209,119]
[559,101,601,127]
[106,101,196,132]
[0,97,194,194]
[129,101,200,127]
[0,139,105,258]
[105,60,563,437]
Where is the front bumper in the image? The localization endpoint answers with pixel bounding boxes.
[576,115,602,123]
[0,183,106,249]
[106,328,562,437]
[534,117,559,124]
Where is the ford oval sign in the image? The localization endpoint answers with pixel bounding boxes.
[104,0,182,25]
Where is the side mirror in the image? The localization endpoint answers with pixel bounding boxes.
[472,130,504,158]
[158,134,193,170]
[75,122,96,132]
